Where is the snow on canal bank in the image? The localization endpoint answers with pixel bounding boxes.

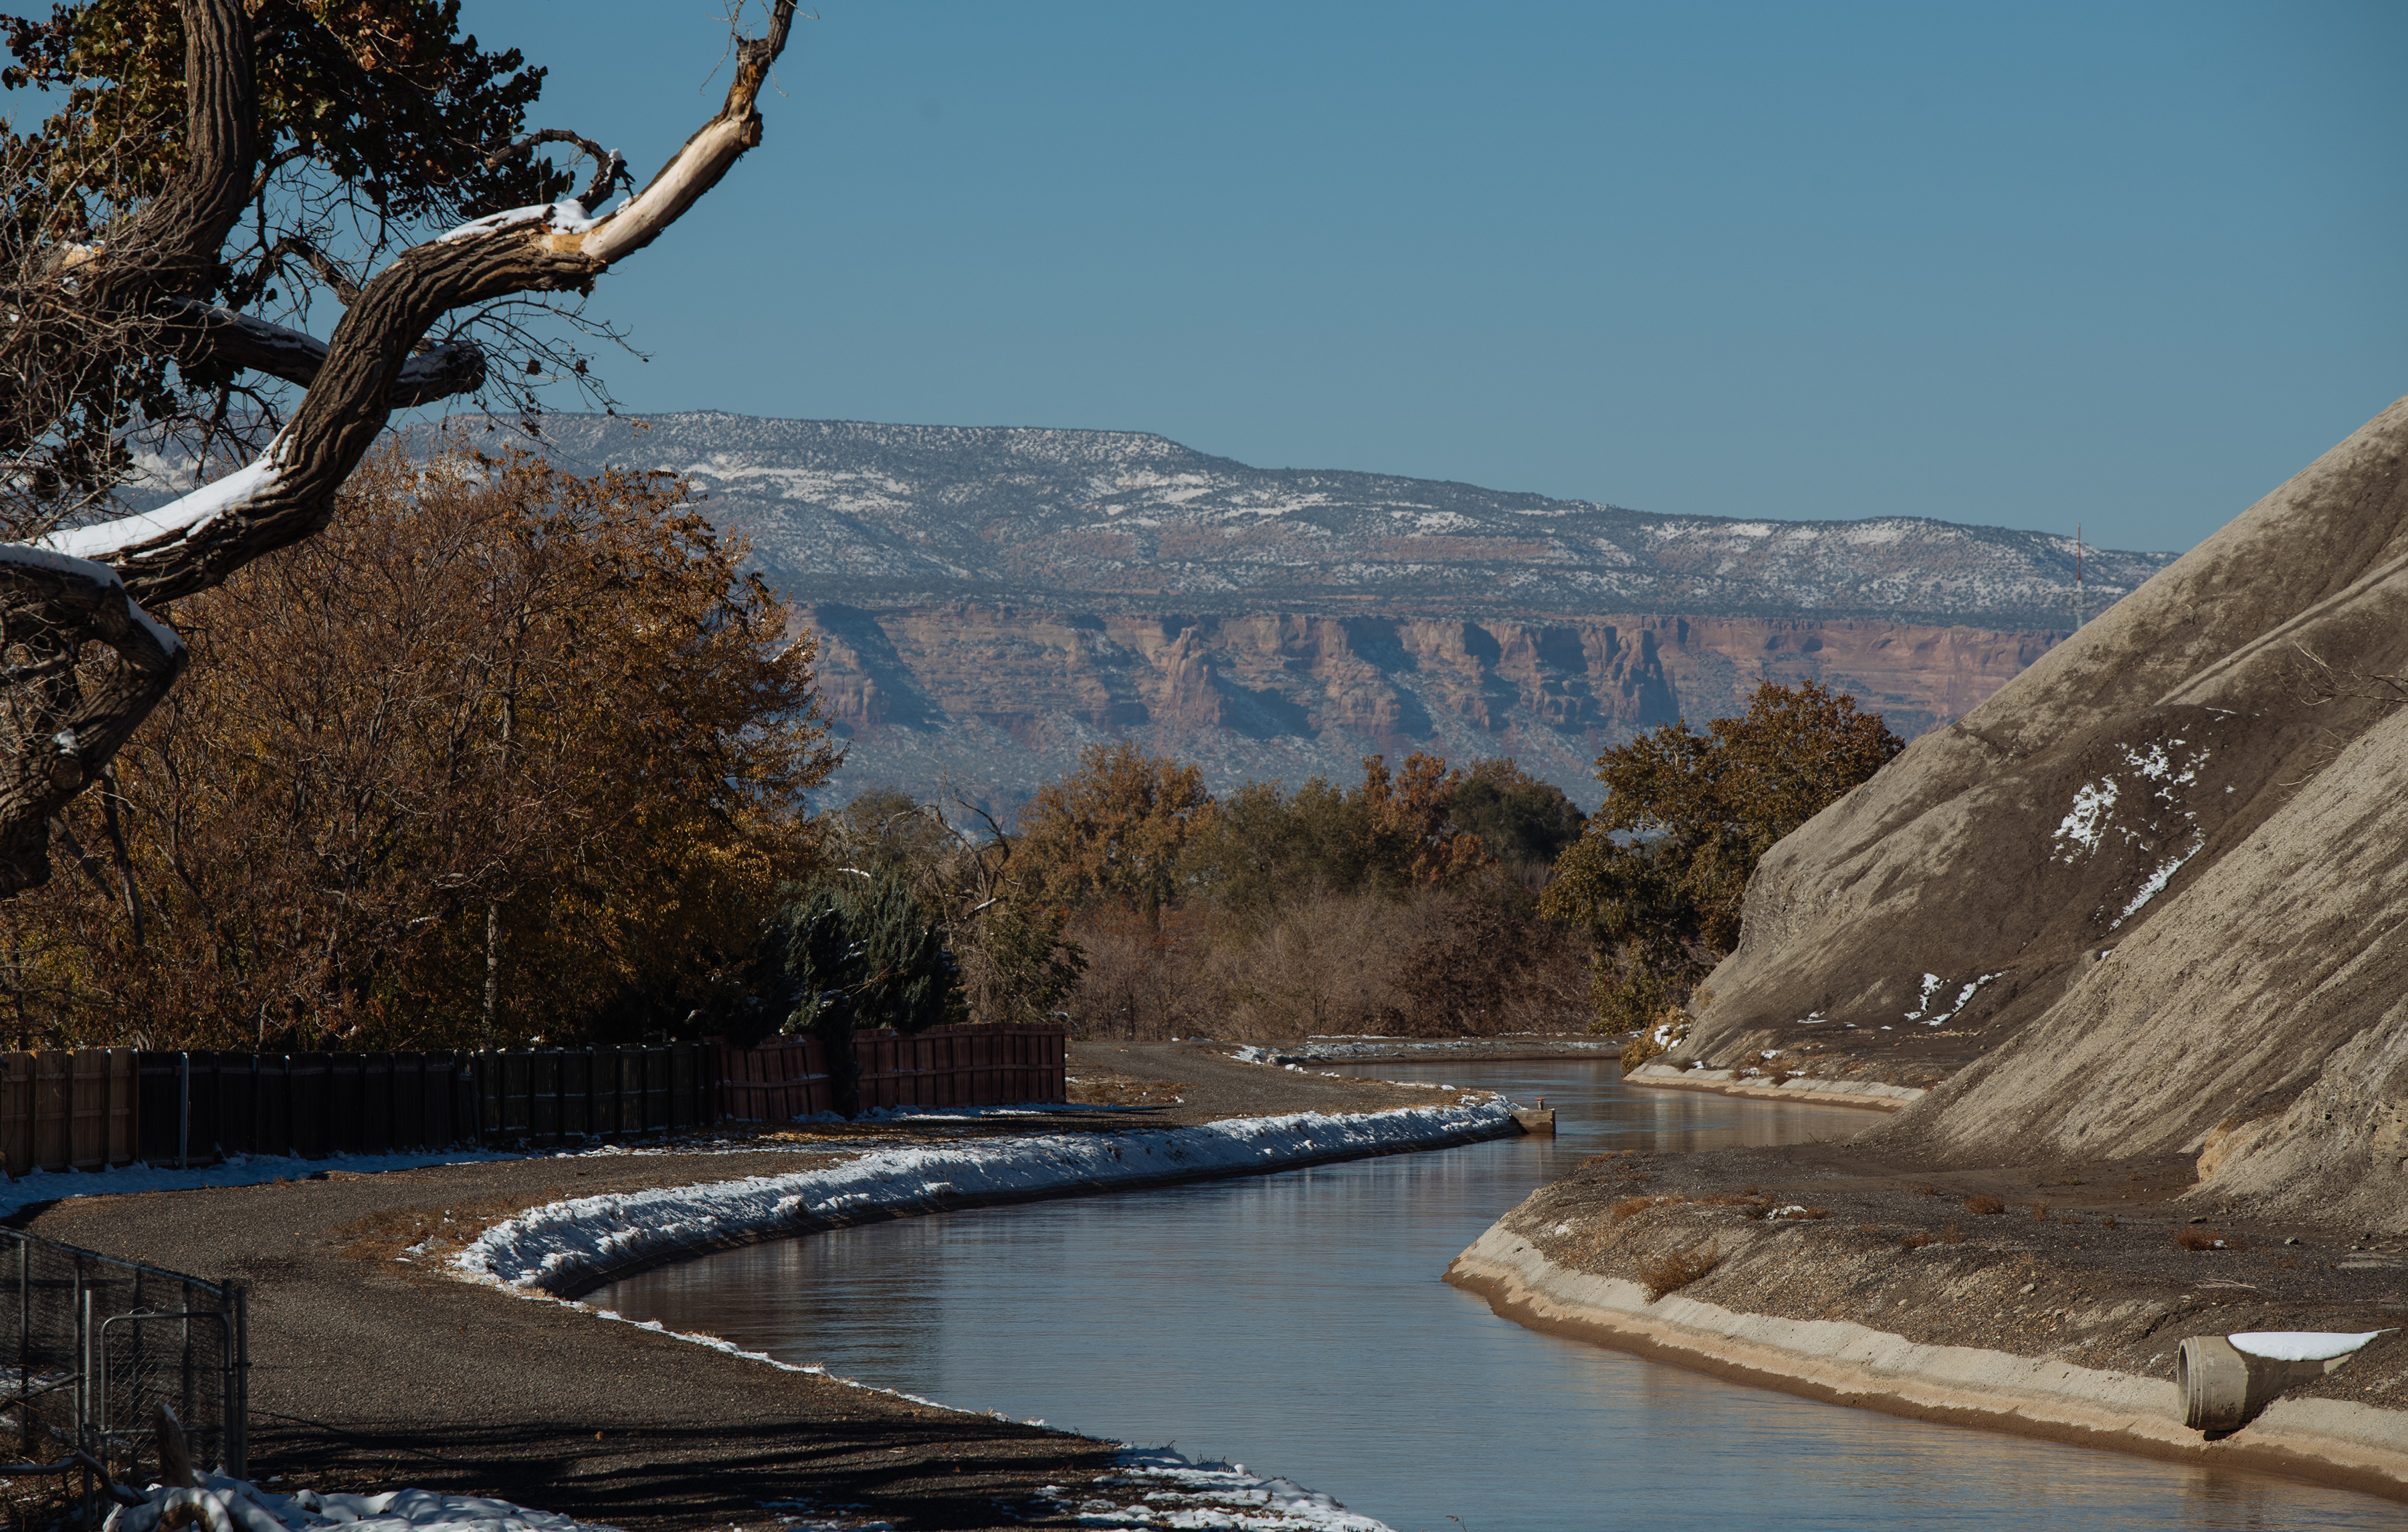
[454,1099,1516,1293]
[437,1105,1506,1530]
[105,1473,612,1532]
[98,1456,1395,1532]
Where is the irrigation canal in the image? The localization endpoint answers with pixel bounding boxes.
[596,1057,2394,1530]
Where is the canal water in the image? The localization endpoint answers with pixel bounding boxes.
[596,1059,2394,1530]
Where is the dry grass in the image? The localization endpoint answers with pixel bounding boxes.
[338,1195,536,1264]
[2175,1227,2225,1251]
[1777,1205,1831,1220]
[2104,1214,2120,1230]
[1858,1222,1884,1236]
[1066,1068,1191,1108]
[2275,1255,2300,1269]
[1612,1194,1685,1221]
[1939,1223,1967,1244]
[1914,1182,1943,1196]
[1637,1241,1719,1301]
[1900,1230,1936,1250]
[2027,1199,2051,1220]
[1965,1194,2007,1216]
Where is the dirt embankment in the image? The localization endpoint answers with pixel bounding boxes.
[1450,1143,2408,1501]
[1666,393,2408,1211]
[13,1043,1454,1532]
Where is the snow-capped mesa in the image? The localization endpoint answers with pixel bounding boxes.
[460,413,2170,630]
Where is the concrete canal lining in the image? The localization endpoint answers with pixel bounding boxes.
[1445,1222,2408,1503]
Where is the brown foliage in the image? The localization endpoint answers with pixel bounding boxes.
[0,442,835,1049]
[2175,1227,2225,1251]
[1057,883,1590,1043]
[1965,1194,2007,1216]
[1612,1194,1683,1220]
[1016,742,1212,930]
[1543,681,1903,1033]
[1637,1242,1718,1301]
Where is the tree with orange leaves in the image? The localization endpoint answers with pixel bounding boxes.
[1015,741,1214,933]
[0,439,836,1049]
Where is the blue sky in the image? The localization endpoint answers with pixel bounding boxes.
[465,1,2401,554]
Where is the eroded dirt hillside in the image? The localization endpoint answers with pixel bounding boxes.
[1671,393,2408,1224]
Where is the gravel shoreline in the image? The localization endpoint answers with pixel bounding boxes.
[12,1043,1486,1532]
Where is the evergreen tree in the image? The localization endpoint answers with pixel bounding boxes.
[759,874,962,1116]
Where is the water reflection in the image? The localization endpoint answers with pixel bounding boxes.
[597,1059,2394,1531]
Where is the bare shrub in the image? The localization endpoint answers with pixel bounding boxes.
[2028,1200,2051,1220]
[1939,1223,1967,1244]
[1777,1206,1831,1220]
[1202,888,1421,1036]
[1965,1194,2007,1216]
[1613,1194,1683,1221]
[1061,907,1213,1040]
[1384,885,1591,1035]
[2175,1227,2225,1251]
[1900,1231,1936,1250]
[1637,1242,1718,1301]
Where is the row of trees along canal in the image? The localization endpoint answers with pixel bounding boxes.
[12,443,1904,1058]
[0,0,1901,1066]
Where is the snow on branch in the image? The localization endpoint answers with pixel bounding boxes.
[0,542,184,663]
[440,1,797,269]
[39,447,284,566]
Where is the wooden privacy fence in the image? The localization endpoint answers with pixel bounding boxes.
[0,1026,1065,1175]
[135,1051,478,1168]
[716,1025,1068,1121]
[0,1049,138,1177]
[476,1043,712,1147]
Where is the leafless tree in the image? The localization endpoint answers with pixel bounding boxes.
[0,0,798,897]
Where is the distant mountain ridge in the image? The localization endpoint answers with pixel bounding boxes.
[511,412,2171,632]
[439,412,2172,813]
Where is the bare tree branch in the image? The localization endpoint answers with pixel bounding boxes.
[155,299,488,406]
[0,0,803,895]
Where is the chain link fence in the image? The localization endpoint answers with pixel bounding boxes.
[0,1230,245,1528]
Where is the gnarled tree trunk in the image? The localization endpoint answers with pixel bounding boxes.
[0,0,799,897]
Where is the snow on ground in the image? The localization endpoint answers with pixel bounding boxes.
[105,1474,611,1532]
[0,1147,528,1220]
[2229,1330,2389,1362]
[455,1101,1512,1294]
[755,1447,1396,1531]
[1033,1448,1394,1530]
[1221,1035,1607,1065]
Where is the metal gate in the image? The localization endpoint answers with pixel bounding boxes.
[0,1230,246,1501]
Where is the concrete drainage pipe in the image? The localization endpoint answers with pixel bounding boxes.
[2178,1331,2388,1432]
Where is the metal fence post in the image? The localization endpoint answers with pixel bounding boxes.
[223,1279,248,1480]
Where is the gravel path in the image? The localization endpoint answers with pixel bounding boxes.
[11,1042,1456,1532]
